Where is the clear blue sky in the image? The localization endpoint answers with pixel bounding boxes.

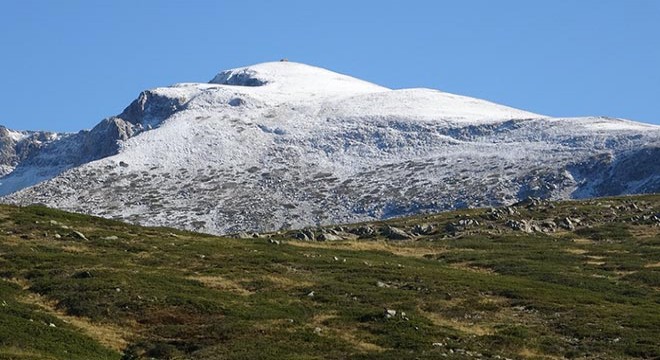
[1,0,658,132]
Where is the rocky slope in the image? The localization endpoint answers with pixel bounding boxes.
[0,127,60,176]
[1,61,659,234]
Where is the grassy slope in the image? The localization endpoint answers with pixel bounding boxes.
[0,195,658,359]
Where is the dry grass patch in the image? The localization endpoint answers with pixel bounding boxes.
[449,262,497,275]
[585,261,606,266]
[479,294,509,306]
[614,270,637,278]
[420,309,494,336]
[337,330,386,353]
[60,244,91,253]
[289,240,447,258]
[518,347,563,359]
[629,226,660,239]
[18,292,132,352]
[263,274,313,290]
[564,248,588,255]
[0,236,22,246]
[187,275,253,295]
[309,311,386,353]
[5,277,29,289]
[0,347,53,360]
[311,311,338,326]
[572,238,595,244]
[585,255,606,266]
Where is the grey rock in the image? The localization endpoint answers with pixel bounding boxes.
[539,219,557,232]
[349,226,376,237]
[302,229,316,241]
[458,218,478,227]
[383,226,412,240]
[69,230,89,241]
[294,229,316,241]
[228,98,246,107]
[72,270,93,279]
[412,223,435,235]
[514,196,545,208]
[506,219,533,233]
[294,231,309,241]
[318,233,343,241]
[559,217,576,230]
[384,309,397,318]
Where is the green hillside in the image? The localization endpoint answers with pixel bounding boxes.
[0,195,659,359]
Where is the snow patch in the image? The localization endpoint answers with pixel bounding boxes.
[6,129,27,142]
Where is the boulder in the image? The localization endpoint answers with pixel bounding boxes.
[376,281,390,288]
[349,226,376,237]
[506,219,533,233]
[514,197,547,209]
[72,270,93,279]
[69,230,89,241]
[412,223,435,235]
[383,226,412,240]
[302,229,316,241]
[384,309,397,319]
[294,231,310,241]
[539,220,557,232]
[559,217,576,230]
[318,233,343,241]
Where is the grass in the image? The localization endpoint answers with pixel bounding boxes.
[0,194,658,359]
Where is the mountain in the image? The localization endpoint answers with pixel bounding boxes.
[1,195,659,359]
[1,61,659,234]
[0,127,61,177]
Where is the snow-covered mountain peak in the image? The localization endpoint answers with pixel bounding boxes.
[1,61,659,235]
[209,61,389,97]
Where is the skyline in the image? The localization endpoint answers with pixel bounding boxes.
[1,0,659,132]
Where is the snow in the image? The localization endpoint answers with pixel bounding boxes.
[205,62,541,123]
[577,117,658,131]
[210,61,388,97]
[319,88,543,124]
[6,129,27,142]
[1,61,659,234]
[0,166,63,195]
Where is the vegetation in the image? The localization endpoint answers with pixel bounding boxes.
[0,195,659,359]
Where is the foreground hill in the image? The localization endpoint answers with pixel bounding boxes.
[1,195,658,359]
[1,61,660,234]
